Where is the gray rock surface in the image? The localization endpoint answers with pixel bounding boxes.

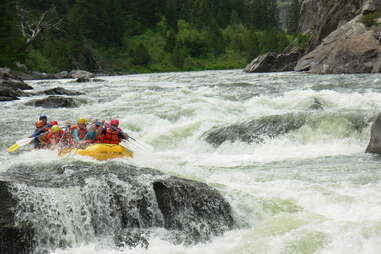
[0,68,32,101]
[25,96,81,108]
[295,17,381,73]
[0,161,234,253]
[366,112,381,153]
[244,52,299,73]
[69,70,95,79]
[35,87,83,96]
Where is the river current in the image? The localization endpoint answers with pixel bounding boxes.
[1,70,381,253]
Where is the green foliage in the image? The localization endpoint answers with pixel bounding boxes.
[132,43,151,65]
[360,13,381,27]
[25,49,58,73]
[1,0,295,73]
[296,34,310,50]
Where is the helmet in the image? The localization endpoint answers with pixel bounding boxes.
[39,115,47,121]
[77,118,88,124]
[51,125,61,133]
[110,119,119,127]
[50,120,58,126]
[35,120,45,128]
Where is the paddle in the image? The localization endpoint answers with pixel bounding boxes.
[7,137,35,153]
[104,122,154,152]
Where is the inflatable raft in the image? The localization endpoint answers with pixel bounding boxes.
[58,144,133,161]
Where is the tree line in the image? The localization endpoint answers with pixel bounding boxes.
[0,0,298,73]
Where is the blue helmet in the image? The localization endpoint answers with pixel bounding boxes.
[39,115,47,120]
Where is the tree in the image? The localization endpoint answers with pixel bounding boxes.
[0,0,25,66]
[287,0,300,33]
[132,43,151,65]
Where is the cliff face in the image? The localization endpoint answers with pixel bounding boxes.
[298,0,363,52]
[245,0,381,74]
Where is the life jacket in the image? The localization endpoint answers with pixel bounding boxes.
[101,128,121,144]
[70,125,88,140]
[46,129,64,144]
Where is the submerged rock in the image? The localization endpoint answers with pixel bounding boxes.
[203,112,372,147]
[35,87,83,96]
[0,161,234,254]
[25,96,81,108]
[366,112,381,154]
[204,113,307,146]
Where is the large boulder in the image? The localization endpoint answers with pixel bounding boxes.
[244,52,299,73]
[297,0,363,52]
[0,68,32,101]
[366,112,381,154]
[203,112,371,147]
[69,70,95,79]
[25,96,81,108]
[53,71,69,79]
[295,16,381,73]
[35,87,83,96]
[0,161,234,254]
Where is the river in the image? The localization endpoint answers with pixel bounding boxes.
[1,70,381,254]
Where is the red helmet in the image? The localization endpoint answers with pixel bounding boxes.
[110,119,119,127]
[50,120,58,126]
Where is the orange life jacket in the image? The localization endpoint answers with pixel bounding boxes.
[101,128,121,144]
[41,129,64,145]
[70,125,88,140]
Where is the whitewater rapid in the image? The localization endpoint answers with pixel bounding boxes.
[1,70,381,253]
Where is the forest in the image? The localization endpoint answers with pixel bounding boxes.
[0,0,300,73]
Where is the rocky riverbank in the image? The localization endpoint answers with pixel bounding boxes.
[245,0,381,74]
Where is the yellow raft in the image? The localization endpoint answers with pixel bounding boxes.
[58,144,133,161]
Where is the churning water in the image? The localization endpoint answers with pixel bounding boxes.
[1,70,381,253]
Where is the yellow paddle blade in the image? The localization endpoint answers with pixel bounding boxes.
[7,144,20,153]
[58,148,75,158]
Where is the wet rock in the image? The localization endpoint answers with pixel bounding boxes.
[0,68,33,90]
[0,87,27,99]
[154,178,234,244]
[204,112,372,147]
[75,77,90,83]
[0,161,234,253]
[0,68,32,101]
[114,229,150,249]
[366,112,381,154]
[244,52,299,73]
[309,98,324,111]
[69,70,95,79]
[25,96,81,108]
[203,113,307,146]
[36,87,83,96]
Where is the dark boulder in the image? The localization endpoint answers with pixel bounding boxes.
[366,112,381,154]
[25,96,81,108]
[203,112,371,147]
[244,52,299,73]
[154,178,234,244]
[35,87,83,96]
[0,88,26,99]
[75,77,90,83]
[0,161,234,254]
[0,68,33,90]
[53,71,69,79]
[204,113,307,146]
